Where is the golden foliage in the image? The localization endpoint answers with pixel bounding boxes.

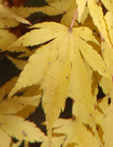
[0,0,113,147]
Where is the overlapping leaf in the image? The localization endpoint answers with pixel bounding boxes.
[28,0,88,26]
[0,30,17,50]
[7,55,27,70]
[103,102,113,147]
[76,0,86,22]
[0,95,45,145]
[53,117,100,147]
[0,115,45,142]
[11,6,40,18]
[0,95,41,114]
[0,4,30,25]
[8,22,110,140]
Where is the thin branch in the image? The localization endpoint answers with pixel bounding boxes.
[70,9,78,28]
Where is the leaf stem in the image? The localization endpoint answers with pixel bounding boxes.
[70,9,78,28]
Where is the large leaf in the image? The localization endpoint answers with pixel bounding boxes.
[8,22,110,140]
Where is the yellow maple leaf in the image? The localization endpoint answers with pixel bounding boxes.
[11,6,41,18]
[8,22,110,141]
[53,117,100,147]
[0,18,19,28]
[41,136,65,147]
[0,95,45,145]
[0,128,11,147]
[103,102,113,147]
[101,41,113,79]
[7,55,27,70]
[105,11,113,45]
[0,4,30,24]
[0,95,41,114]
[101,0,112,10]
[87,0,110,44]
[30,0,88,26]
[0,115,45,142]
[0,76,18,102]
[0,4,30,25]
[0,30,16,50]
[76,0,86,22]
[98,95,109,115]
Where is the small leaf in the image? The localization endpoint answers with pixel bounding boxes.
[0,115,45,142]
[0,4,30,24]
[76,0,86,22]
[0,95,41,114]
[7,55,27,70]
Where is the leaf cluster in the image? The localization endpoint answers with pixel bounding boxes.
[0,0,113,147]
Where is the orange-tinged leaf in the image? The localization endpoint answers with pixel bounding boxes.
[0,115,45,142]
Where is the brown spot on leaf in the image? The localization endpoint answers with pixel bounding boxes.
[22,130,27,137]
[20,43,23,46]
[102,48,104,52]
[72,115,76,121]
[96,125,99,130]
[94,104,97,109]
[89,113,92,117]
[0,123,3,126]
[68,28,72,33]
